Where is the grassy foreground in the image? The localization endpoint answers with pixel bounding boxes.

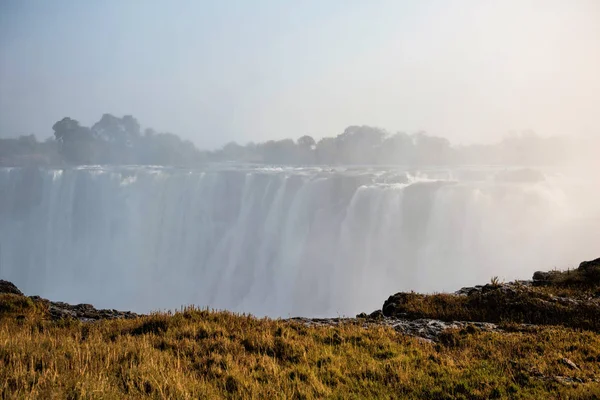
[1,295,600,399]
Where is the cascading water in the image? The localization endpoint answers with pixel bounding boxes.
[0,165,598,317]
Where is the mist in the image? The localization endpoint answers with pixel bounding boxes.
[1,1,599,148]
[0,1,599,317]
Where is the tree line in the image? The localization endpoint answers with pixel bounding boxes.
[0,114,570,167]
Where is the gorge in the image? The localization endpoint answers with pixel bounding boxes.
[1,165,598,317]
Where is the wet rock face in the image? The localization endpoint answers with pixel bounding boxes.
[0,280,24,296]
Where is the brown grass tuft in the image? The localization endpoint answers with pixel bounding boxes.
[1,303,599,399]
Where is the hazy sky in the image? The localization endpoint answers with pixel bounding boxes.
[1,0,599,149]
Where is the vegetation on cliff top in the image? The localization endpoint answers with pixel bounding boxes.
[1,113,571,167]
[382,258,600,333]
[0,261,599,399]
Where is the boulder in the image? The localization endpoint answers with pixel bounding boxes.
[577,257,600,283]
[578,257,600,272]
[0,280,23,296]
[533,271,550,281]
[0,281,138,321]
[49,301,138,321]
[356,310,385,319]
[532,271,552,286]
[532,271,559,286]
[382,292,418,317]
[456,282,530,296]
[455,285,483,296]
[368,309,385,320]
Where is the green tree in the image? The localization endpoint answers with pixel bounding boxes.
[52,117,95,164]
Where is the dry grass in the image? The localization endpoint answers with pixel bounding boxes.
[383,264,600,332]
[382,288,600,331]
[2,264,599,399]
[540,264,600,290]
[1,305,600,399]
[0,294,48,320]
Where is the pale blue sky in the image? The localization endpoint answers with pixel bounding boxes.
[1,0,599,148]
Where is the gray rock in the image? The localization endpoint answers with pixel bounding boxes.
[455,285,484,296]
[382,292,416,317]
[578,257,600,272]
[532,271,551,281]
[389,319,497,342]
[288,316,499,342]
[456,281,532,296]
[554,376,583,385]
[532,271,558,286]
[0,280,23,296]
[560,357,580,371]
[356,310,384,320]
[48,300,139,321]
[368,309,384,320]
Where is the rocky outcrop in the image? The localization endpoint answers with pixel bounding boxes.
[327,259,600,339]
[532,270,555,286]
[381,267,600,332]
[45,300,138,321]
[532,258,600,287]
[290,316,499,342]
[3,257,599,339]
[388,319,498,342]
[0,281,138,322]
[0,280,24,296]
[455,281,532,296]
[579,257,600,272]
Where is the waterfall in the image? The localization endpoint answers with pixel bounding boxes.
[0,165,597,317]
